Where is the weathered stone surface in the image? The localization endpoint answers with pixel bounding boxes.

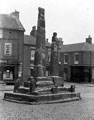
[50,33,64,87]
[35,76,52,82]
[50,32,59,76]
[51,76,64,86]
[34,7,46,77]
[4,92,81,104]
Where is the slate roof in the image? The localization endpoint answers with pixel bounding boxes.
[60,42,94,52]
[0,14,25,31]
[24,35,51,47]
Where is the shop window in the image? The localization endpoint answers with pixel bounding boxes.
[64,54,68,64]
[74,53,79,64]
[4,43,12,56]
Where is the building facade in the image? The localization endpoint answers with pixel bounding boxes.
[60,36,94,83]
[0,11,25,83]
[0,11,51,83]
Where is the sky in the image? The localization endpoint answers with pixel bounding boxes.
[0,0,94,44]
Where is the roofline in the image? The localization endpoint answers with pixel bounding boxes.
[0,14,25,31]
[63,42,85,46]
[0,27,25,31]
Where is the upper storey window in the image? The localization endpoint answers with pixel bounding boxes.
[64,54,68,64]
[31,50,35,61]
[74,53,79,64]
[4,43,12,56]
[0,29,3,38]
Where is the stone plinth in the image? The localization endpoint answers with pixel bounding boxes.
[50,76,64,86]
[35,77,53,88]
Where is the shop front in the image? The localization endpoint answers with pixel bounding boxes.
[71,66,91,83]
[0,64,19,84]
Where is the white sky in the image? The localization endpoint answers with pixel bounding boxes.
[0,0,94,44]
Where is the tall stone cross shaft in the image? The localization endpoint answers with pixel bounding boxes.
[34,7,46,77]
[50,32,59,76]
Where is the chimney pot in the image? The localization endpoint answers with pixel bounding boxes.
[10,10,19,19]
[86,35,92,44]
[30,26,36,37]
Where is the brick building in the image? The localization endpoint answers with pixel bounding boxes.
[0,11,25,83]
[0,11,51,83]
[60,35,94,83]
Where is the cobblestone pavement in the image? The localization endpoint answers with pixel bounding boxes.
[0,82,94,120]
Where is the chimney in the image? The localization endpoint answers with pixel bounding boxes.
[58,38,63,49]
[86,35,92,44]
[30,26,36,37]
[58,38,63,45]
[10,10,19,19]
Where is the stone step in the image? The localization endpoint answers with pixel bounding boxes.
[16,86,30,94]
[4,92,81,104]
[36,77,53,82]
[36,81,54,87]
[24,80,54,88]
[36,86,70,95]
[36,88,52,95]
[24,76,64,88]
[16,86,39,95]
[16,85,75,95]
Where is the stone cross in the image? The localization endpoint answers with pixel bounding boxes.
[50,32,59,76]
[34,7,46,77]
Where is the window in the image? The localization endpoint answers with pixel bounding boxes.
[4,43,12,56]
[74,53,79,64]
[31,50,35,61]
[3,70,13,80]
[64,54,68,64]
[0,29,3,38]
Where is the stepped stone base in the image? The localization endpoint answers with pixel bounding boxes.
[4,85,81,104]
[4,92,81,104]
[3,76,81,104]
